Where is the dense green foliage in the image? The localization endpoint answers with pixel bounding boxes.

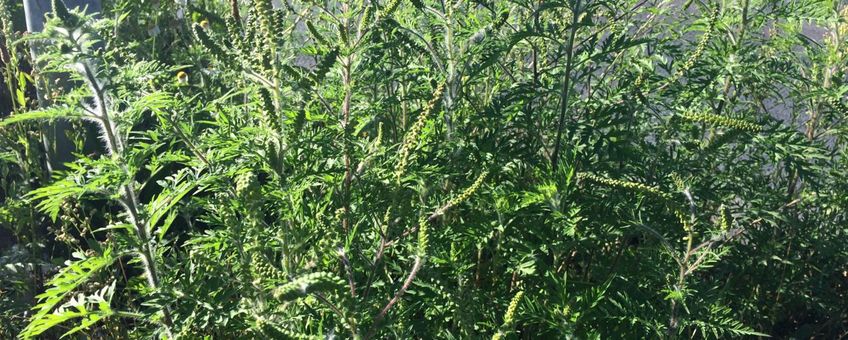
[1,0,847,338]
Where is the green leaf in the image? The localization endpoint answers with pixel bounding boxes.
[147,170,198,240]
[27,177,88,222]
[0,106,83,127]
[21,249,116,338]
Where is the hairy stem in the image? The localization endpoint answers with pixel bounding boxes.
[80,60,175,337]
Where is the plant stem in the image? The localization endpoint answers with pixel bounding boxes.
[551,0,581,171]
[367,256,423,338]
[342,55,353,235]
[80,61,175,338]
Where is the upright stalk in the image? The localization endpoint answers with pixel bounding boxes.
[342,56,352,234]
[79,60,175,337]
[668,188,697,339]
[444,6,456,140]
[0,0,19,115]
[551,0,581,171]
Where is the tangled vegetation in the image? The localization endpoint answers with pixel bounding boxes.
[1,0,847,338]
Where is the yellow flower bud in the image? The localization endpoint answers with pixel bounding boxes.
[176,71,189,84]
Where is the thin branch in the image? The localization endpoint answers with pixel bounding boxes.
[366,256,423,339]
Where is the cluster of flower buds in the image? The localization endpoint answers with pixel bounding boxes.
[252,0,275,45]
[358,5,374,36]
[492,290,524,340]
[828,97,847,116]
[235,172,260,200]
[192,23,227,59]
[578,172,672,199]
[306,20,327,46]
[675,209,694,235]
[445,171,489,211]
[382,0,403,18]
[272,272,344,301]
[251,253,285,282]
[417,216,429,257]
[665,5,720,88]
[394,84,445,183]
[719,204,731,231]
[503,291,524,324]
[679,111,761,132]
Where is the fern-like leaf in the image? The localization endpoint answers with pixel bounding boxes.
[21,249,116,338]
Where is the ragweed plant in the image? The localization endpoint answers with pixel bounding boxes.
[3,2,197,338]
[1,0,847,339]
